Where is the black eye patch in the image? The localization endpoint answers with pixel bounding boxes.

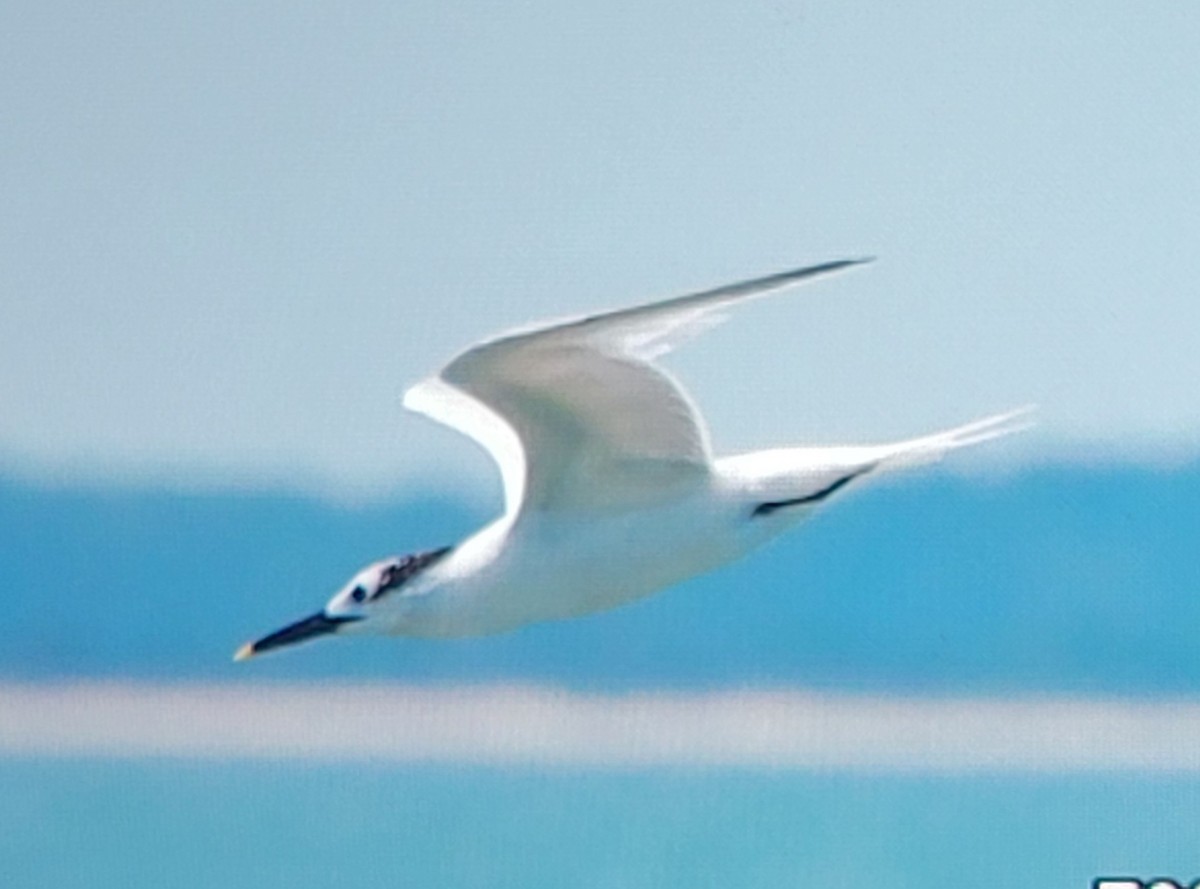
[372,546,454,598]
[350,586,367,603]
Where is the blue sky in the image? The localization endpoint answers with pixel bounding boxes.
[3,2,1199,498]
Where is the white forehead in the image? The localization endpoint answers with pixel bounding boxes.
[349,558,397,588]
[326,560,392,615]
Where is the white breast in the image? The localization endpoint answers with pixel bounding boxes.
[402,489,756,637]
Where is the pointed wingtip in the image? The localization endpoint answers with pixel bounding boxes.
[233,642,255,662]
[761,256,876,289]
[803,256,876,278]
[831,255,875,271]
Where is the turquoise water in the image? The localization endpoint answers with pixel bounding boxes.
[8,468,1200,695]
[3,759,1198,888]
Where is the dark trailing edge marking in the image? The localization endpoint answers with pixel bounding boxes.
[752,466,876,517]
[373,545,454,599]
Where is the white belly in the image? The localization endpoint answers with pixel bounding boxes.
[405,492,767,637]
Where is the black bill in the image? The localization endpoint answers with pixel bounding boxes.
[234,611,361,661]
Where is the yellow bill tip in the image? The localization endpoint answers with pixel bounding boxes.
[233,642,256,662]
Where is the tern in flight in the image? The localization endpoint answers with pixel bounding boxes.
[235,259,1029,660]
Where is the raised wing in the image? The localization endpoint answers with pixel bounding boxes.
[404,258,870,517]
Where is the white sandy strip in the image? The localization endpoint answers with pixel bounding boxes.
[2,681,1200,772]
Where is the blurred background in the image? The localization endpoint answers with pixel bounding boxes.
[2,1,1199,886]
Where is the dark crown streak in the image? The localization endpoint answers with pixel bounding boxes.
[373,545,454,599]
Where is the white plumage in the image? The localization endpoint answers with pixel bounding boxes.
[236,259,1031,658]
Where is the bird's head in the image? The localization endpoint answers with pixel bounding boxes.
[234,547,453,661]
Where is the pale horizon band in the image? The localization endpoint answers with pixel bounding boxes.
[3,682,1199,773]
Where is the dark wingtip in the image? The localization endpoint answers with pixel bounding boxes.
[798,256,876,278]
[834,256,875,269]
[752,464,877,517]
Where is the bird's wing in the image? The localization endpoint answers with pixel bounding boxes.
[404,258,870,517]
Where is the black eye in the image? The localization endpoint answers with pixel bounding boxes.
[350,586,367,603]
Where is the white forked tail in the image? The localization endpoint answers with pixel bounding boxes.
[718,406,1035,517]
[873,406,1037,471]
